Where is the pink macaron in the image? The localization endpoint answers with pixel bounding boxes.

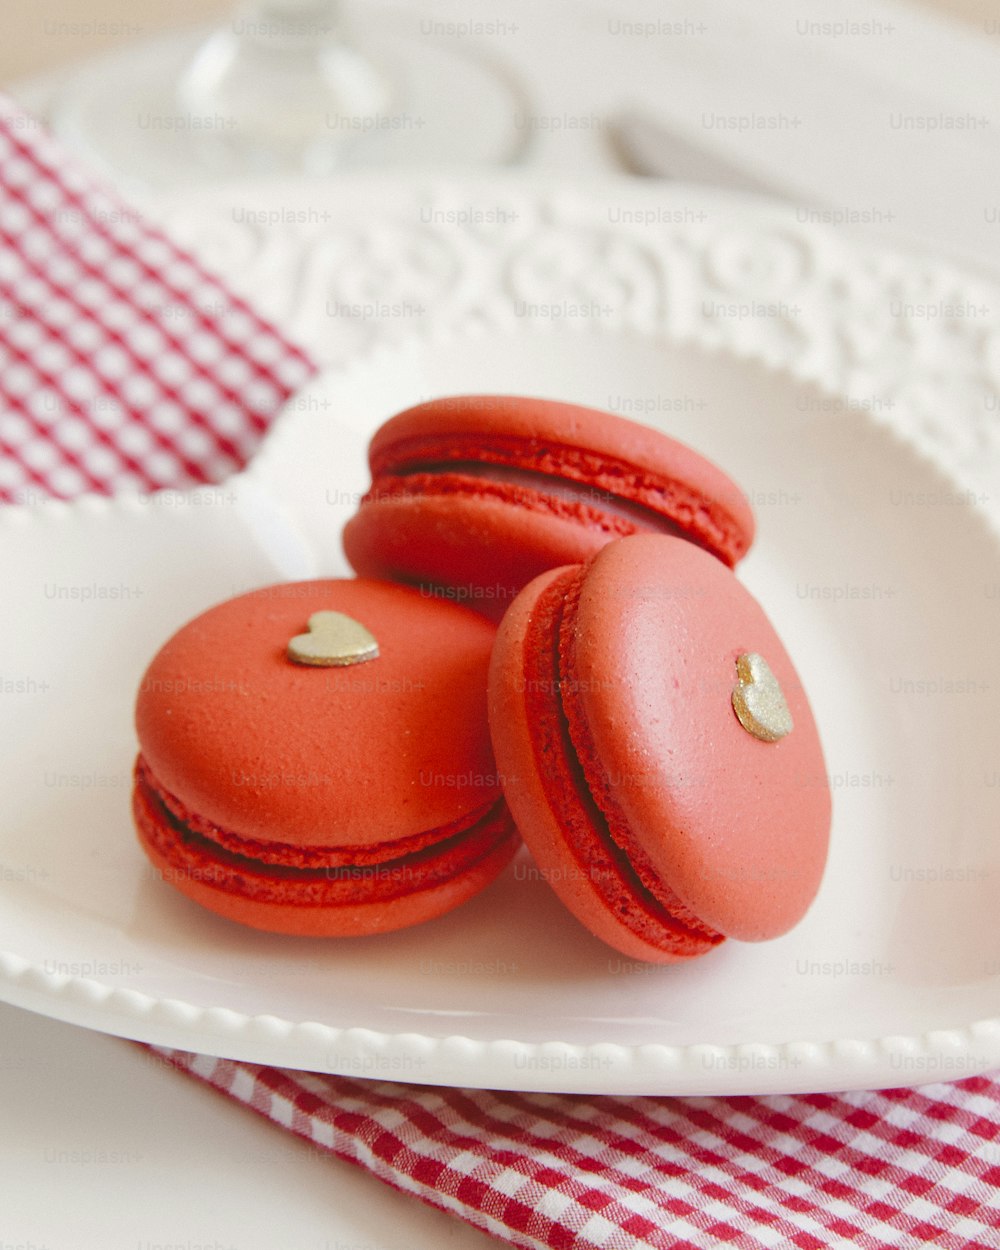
[488,534,831,963]
[343,395,755,619]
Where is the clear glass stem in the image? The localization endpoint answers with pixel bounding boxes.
[176,0,391,172]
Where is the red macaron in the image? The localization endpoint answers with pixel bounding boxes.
[488,534,831,963]
[133,579,517,936]
[343,395,755,620]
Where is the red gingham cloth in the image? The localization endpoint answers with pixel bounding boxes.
[150,1052,1000,1250]
[3,96,1000,1250]
[0,97,315,502]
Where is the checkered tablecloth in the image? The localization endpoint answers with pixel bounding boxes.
[3,95,999,1250]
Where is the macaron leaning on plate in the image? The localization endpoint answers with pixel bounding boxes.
[342,395,756,620]
[133,579,518,936]
[488,534,831,963]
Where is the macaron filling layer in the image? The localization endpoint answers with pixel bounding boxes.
[134,755,480,869]
[368,433,749,565]
[522,569,724,956]
[134,756,516,907]
[366,467,697,546]
[556,572,724,944]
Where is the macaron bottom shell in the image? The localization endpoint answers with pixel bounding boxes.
[489,565,726,964]
[133,757,519,937]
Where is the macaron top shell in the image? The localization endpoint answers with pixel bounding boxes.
[135,579,499,848]
[366,395,756,566]
[563,535,830,940]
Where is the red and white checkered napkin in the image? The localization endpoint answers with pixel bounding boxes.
[3,95,999,1250]
[0,97,314,503]
[152,1052,1000,1250]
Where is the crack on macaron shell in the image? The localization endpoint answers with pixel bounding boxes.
[520,568,722,958]
[369,434,750,566]
[134,764,517,908]
[557,573,724,945]
[135,754,493,868]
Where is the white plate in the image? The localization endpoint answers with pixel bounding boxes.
[3,175,1000,1096]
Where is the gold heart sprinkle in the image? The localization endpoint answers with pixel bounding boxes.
[287,611,380,668]
[731,652,793,743]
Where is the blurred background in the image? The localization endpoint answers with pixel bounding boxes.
[3,0,999,260]
[0,0,989,84]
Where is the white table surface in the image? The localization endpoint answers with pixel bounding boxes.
[0,1000,496,1250]
[2,1,999,1246]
